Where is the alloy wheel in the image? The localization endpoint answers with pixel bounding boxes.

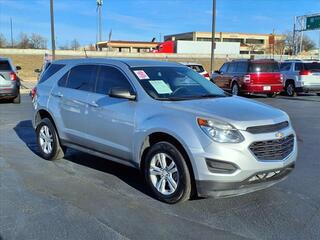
[149,153,179,195]
[39,125,53,154]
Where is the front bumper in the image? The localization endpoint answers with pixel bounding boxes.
[190,127,297,198]
[196,163,294,197]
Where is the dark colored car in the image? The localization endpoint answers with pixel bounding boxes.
[212,59,284,97]
[0,57,21,103]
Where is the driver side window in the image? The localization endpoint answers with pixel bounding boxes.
[96,66,133,95]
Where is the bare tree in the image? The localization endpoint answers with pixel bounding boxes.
[29,33,47,49]
[16,32,30,49]
[70,39,80,50]
[284,31,316,54]
[0,34,7,48]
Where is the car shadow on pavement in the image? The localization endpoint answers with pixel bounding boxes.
[64,149,149,196]
[14,120,150,197]
[14,120,38,155]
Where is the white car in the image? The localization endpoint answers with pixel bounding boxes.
[180,62,210,80]
[280,60,320,96]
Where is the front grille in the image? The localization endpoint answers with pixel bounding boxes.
[246,121,289,134]
[249,134,294,160]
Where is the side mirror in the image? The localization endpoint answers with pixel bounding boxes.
[109,88,136,101]
[34,69,41,73]
[16,66,21,71]
[214,70,221,74]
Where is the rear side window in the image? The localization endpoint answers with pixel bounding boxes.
[188,65,204,73]
[66,65,97,92]
[235,62,248,73]
[227,62,237,73]
[39,64,65,83]
[280,63,291,71]
[249,62,280,73]
[294,63,303,71]
[0,61,12,71]
[303,62,320,72]
[96,66,132,95]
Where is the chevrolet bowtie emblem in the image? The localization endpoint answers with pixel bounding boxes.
[275,132,284,139]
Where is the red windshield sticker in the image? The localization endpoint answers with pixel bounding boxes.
[134,70,150,80]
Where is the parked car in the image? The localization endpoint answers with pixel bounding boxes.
[33,58,297,203]
[180,62,210,80]
[212,59,284,97]
[280,60,320,96]
[0,57,21,103]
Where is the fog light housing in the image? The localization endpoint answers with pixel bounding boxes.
[205,158,238,174]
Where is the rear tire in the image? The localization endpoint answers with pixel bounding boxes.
[285,82,296,97]
[36,118,65,160]
[231,82,240,96]
[144,141,192,204]
[267,93,277,98]
[13,90,21,104]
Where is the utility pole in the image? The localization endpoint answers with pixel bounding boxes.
[210,0,216,75]
[292,16,296,56]
[50,0,56,60]
[97,0,103,43]
[10,18,13,48]
[318,31,320,60]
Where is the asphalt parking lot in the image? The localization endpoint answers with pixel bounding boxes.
[0,93,320,240]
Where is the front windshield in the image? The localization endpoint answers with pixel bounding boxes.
[131,66,227,100]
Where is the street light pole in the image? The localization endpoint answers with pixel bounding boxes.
[210,0,216,76]
[50,0,56,60]
[10,18,13,48]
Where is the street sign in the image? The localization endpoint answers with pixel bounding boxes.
[306,15,320,30]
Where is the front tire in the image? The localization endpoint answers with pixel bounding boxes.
[144,142,192,204]
[36,118,65,160]
[317,93,320,96]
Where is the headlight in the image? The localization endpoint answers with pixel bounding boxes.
[197,118,244,143]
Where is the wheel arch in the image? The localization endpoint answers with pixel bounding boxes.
[139,132,197,196]
[34,109,61,139]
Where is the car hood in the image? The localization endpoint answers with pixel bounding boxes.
[163,96,289,130]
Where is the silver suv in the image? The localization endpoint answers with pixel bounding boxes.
[280,60,320,96]
[33,58,297,203]
[0,57,21,103]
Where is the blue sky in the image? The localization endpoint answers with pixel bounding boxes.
[0,0,319,48]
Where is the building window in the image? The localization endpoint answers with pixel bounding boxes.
[223,38,244,43]
[246,39,265,44]
[240,51,250,54]
[197,38,220,42]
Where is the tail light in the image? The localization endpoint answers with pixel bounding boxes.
[243,74,251,83]
[31,87,37,99]
[203,73,210,79]
[299,70,311,76]
[10,72,17,81]
[280,74,284,83]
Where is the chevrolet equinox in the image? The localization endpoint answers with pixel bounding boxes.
[33,58,297,203]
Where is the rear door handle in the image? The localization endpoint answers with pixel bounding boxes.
[51,92,63,98]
